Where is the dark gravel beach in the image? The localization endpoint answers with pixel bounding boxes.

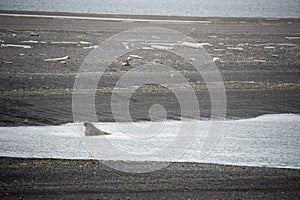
[0,11,299,125]
[0,11,299,199]
[0,157,299,199]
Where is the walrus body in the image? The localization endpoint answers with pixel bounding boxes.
[84,122,111,136]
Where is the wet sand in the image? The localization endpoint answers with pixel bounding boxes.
[0,11,299,199]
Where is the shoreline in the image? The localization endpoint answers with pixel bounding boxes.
[0,10,300,24]
[1,156,299,171]
[0,156,299,199]
[1,155,299,170]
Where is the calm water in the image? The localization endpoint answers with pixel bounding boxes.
[1,114,299,170]
[0,0,299,18]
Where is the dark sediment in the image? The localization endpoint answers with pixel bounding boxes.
[0,157,299,199]
[0,12,299,126]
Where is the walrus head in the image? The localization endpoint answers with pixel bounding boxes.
[84,122,111,136]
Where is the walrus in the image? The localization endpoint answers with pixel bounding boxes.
[84,122,111,136]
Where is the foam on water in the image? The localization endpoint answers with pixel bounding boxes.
[0,114,299,169]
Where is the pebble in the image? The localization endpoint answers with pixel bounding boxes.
[213,57,220,62]
[30,32,40,37]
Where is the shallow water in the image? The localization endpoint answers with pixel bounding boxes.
[1,0,299,18]
[0,114,299,169]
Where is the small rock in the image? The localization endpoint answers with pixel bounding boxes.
[30,32,39,37]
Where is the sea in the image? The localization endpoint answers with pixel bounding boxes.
[0,0,299,18]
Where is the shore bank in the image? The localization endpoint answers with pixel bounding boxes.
[1,10,300,24]
[0,157,299,199]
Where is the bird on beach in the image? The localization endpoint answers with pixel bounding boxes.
[122,58,130,66]
[84,122,111,136]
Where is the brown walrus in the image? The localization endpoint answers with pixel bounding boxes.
[84,122,111,136]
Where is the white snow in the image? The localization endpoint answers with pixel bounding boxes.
[182,42,212,49]
[226,47,244,51]
[285,37,300,40]
[44,56,70,62]
[264,46,275,49]
[1,44,32,49]
[0,114,299,169]
[83,45,99,49]
[50,41,91,45]
[129,55,143,59]
[151,44,174,50]
[213,57,220,62]
[21,40,46,44]
[21,40,38,43]
[79,41,92,45]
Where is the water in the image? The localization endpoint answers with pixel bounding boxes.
[0,0,299,18]
[0,114,299,169]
